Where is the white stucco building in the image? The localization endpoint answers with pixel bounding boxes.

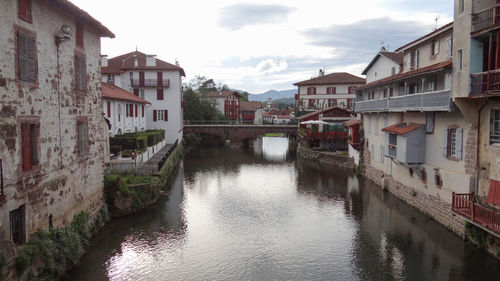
[102,83,150,136]
[101,51,185,143]
[294,72,365,112]
[200,91,241,121]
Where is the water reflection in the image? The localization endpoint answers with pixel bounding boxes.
[68,137,500,281]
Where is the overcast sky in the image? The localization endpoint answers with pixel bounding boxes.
[71,0,453,93]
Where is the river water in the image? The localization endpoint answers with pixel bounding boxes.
[68,137,500,281]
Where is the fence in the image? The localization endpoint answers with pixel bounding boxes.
[452,192,500,235]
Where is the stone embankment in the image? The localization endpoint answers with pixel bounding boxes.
[297,143,355,169]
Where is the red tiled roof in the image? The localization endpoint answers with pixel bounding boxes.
[102,83,150,104]
[297,106,353,120]
[395,22,453,52]
[49,0,114,38]
[102,51,185,76]
[357,60,452,91]
[382,122,424,135]
[294,72,366,86]
[276,115,291,119]
[240,101,262,111]
[344,119,360,127]
[203,91,242,98]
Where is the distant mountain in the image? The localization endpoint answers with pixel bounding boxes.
[248,89,296,102]
[273,97,295,105]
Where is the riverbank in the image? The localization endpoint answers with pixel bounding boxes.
[296,143,354,169]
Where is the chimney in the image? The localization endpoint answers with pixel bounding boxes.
[101,55,108,67]
[319,69,324,76]
[175,59,180,67]
[146,55,156,67]
[133,54,138,67]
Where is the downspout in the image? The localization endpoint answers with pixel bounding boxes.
[56,43,63,169]
[476,100,488,199]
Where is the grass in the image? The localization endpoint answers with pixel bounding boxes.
[264,133,284,137]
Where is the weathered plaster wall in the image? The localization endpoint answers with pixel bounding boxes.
[478,100,500,199]
[0,0,108,241]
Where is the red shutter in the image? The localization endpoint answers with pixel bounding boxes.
[164,110,168,122]
[21,123,32,171]
[488,180,500,206]
[142,105,145,117]
[76,22,84,48]
[18,0,32,22]
[135,104,138,117]
[333,87,336,94]
[157,72,163,86]
[348,87,352,94]
[134,88,139,96]
[157,89,164,100]
[107,101,111,117]
[129,104,133,117]
[139,72,145,86]
[153,110,157,121]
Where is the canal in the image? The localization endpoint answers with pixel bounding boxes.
[67,137,500,281]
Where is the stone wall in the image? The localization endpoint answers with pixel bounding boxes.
[297,144,354,169]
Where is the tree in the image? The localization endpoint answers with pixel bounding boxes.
[183,87,227,121]
[184,75,217,94]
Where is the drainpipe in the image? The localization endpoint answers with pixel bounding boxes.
[476,100,488,199]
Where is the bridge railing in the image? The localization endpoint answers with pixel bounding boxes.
[184,120,298,125]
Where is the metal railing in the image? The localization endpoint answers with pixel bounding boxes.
[130,79,170,87]
[472,4,500,33]
[452,192,500,236]
[355,89,451,113]
[471,69,500,95]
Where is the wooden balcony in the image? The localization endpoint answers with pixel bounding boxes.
[131,79,170,87]
[471,69,500,96]
[452,192,500,236]
[355,89,451,113]
[298,129,347,141]
[472,4,500,35]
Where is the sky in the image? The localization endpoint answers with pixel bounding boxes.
[71,0,453,94]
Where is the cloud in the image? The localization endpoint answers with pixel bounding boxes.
[256,59,288,74]
[218,3,295,30]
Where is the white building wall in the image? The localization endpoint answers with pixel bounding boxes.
[365,56,401,83]
[102,99,147,136]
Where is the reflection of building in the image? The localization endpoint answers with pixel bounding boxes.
[240,101,263,124]
[297,107,355,149]
[294,71,365,111]
[102,83,150,136]
[201,91,241,120]
[344,119,361,165]
[102,51,185,143]
[0,0,113,245]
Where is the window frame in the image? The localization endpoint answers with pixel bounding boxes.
[74,52,87,92]
[75,22,84,49]
[490,109,500,146]
[10,204,26,245]
[18,116,40,175]
[16,28,37,84]
[76,117,89,157]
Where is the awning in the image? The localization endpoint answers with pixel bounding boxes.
[382,122,424,135]
[300,120,330,125]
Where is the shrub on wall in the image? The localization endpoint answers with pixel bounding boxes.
[109,130,165,154]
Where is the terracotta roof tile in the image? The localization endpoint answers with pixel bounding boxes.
[240,101,262,111]
[357,60,452,91]
[294,72,366,86]
[276,115,291,119]
[395,22,453,52]
[102,83,150,104]
[297,106,354,120]
[102,51,185,76]
[382,122,424,135]
[344,119,360,127]
[49,0,114,38]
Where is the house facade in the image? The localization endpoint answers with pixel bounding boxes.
[201,91,241,120]
[240,101,263,124]
[102,83,150,136]
[101,51,185,143]
[355,22,473,235]
[0,0,113,245]
[294,71,365,112]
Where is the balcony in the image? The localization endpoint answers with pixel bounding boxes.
[472,4,500,35]
[355,89,451,113]
[471,69,500,96]
[131,79,170,87]
[452,192,500,236]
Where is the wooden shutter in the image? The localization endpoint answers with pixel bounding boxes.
[313,87,317,95]
[157,89,164,100]
[135,104,138,117]
[139,72,145,86]
[488,180,500,206]
[18,0,32,22]
[347,98,351,109]
[76,22,84,48]
[18,32,36,82]
[75,55,86,90]
[443,129,449,157]
[164,110,168,122]
[107,102,111,117]
[129,104,134,117]
[142,105,145,117]
[21,123,32,170]
[157,72,163,86]
[456,128,463,160]
[153,110,157,121]
[333,87,336,94]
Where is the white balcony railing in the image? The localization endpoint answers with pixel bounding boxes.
[355,89,451,113]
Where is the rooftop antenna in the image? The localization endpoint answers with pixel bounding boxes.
[135,45,138,52]
[434,16,440,30]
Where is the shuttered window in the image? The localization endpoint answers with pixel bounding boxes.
[164,110,168,122]
[18,0,32,22]
[21,122,39,170]
[76,22,84,48]
[157,89,164,100]
[487,180,500,206]
[75,55,86,91]
[491,109,500,145]
[443,128,463,160]
[153,110,157,121]
[18,32,36,82]
[10,205,26,245]
[77,121,88,156]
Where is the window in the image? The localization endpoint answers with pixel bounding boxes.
[421,168,427,184]
[383,88,388,98]
[435,173,442,188]
[410,50,419,69]
[348,87,354,94]
[391,67,396,75]
[328,99,336,107]
[75,55,86,91]
[10,205,26,245]
[444,127,463,159]
[431,41,440,56]
[21,122,39,170]
[129,72,133,81]
[458,50,463,70]
[389,87,394,97]
[135,104,138,117]
[129,104,134,117]
[327,87,336,94]
[133,88,139,96]
[446,37,453,58]
[459,0,464,13]
[307,87,316,95]
[18,0,32,22]
[107,74,114,83]
[77,121,88,156]
[491,109,500,145]
[153,110,168,121]
[380,145,385,163]
[157,89,164,100]
[140,89,145,99]
[17,31,36,82]
[426,113,435,133]
[76,22,84,48]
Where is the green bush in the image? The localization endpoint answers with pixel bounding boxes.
[110,145,121,155]
[109,130,164,154]
[183,133,201,147]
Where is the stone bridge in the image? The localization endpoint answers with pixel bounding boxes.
[183,124,298,143]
